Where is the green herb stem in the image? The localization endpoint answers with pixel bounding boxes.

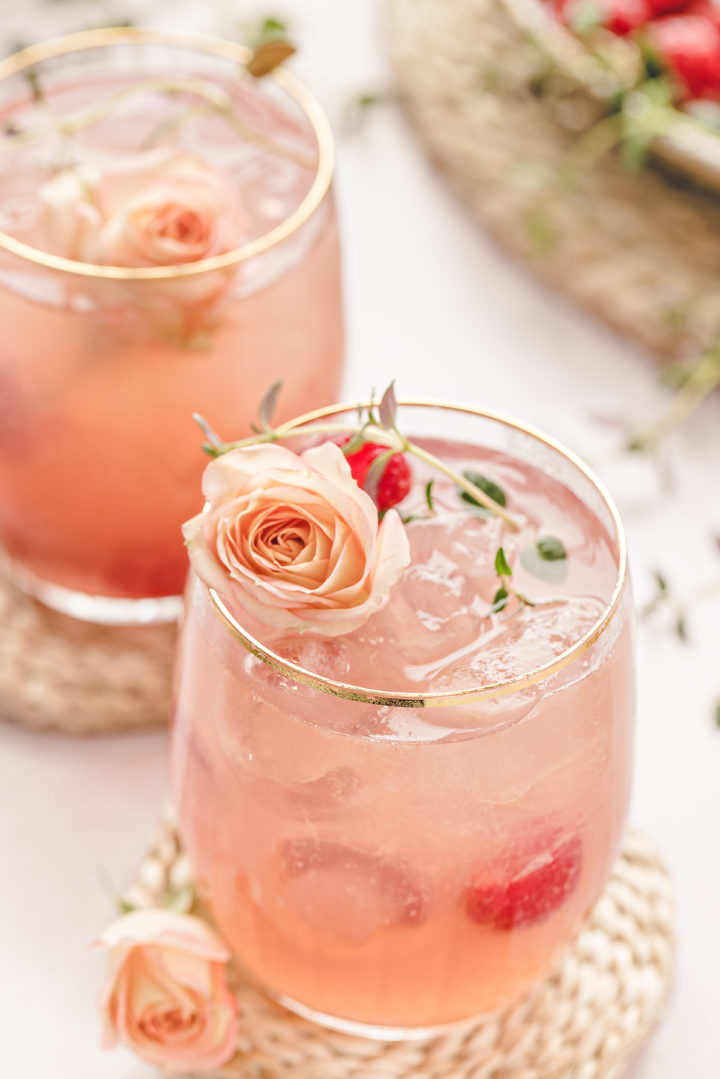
[560,112,624,188]
[215,417,520,529]
[628,344,720,452]
[499,576,565,611]
[403,441,519,530]
[2,76,316,171]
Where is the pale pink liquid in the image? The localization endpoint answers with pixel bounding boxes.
[172,437,634,1031]
[0,68,343,601]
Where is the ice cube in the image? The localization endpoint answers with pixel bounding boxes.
[434,596,604,689]
[346,514,509,685]
[279,838,428,945]
[251,766,361,821]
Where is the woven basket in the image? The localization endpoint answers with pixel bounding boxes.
[386,0,720,361]
[0,566,175,733]
[502,0,720,193]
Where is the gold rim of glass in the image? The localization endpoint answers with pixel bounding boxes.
[205,399,629,710]
[0,26,334,280]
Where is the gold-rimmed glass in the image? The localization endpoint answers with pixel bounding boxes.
[0,28,343,623]
[171,400,635,1038]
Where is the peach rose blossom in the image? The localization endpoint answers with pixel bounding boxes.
[40,149,247,306]
[94,909,237,1073]
[183,441,412,636]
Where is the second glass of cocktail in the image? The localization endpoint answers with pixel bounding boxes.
[172,394,634,1036]
[0,28,343,622]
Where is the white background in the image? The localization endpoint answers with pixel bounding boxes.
[1,2,719,1076]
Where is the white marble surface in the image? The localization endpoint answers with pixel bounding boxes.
[1,2,719,1076]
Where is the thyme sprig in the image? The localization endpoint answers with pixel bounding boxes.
[627,342,720,453]
[489,546,566,615]
[194,381,520,530]
[641,564,720,728]
[641,567,720,642]
[2,64,313,171]
[518,79,676,255]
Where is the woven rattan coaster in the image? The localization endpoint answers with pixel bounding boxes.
[0,566,176,734]
[385,0,720,360]
[125,817,674,1078]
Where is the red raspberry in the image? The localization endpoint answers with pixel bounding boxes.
[646,0,698,15]
[343,440,412,511]
[465,832,582,930]
[649,14,720,99]
[685,0,720,30]
[558,0,651,35]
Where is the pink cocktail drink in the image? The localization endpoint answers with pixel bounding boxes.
[172,403,634,1034]
[0,30,342,619]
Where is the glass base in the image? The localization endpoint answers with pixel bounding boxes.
[272,991,485,1042]
[6,557,183,626]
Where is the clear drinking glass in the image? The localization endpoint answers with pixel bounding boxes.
[171,401,634,1037]
[0,28,343,622]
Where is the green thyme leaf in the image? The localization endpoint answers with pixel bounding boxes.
[537,535,567,561]
[259,16,287,36]
[520,537,569,584]
[397,482,435,525]
[674,613,688,643]
[494,547,513,578]
[489,587,509,614]
[714,700,720,729]
[460,471,507,511]
[653,569,668,594]
[356,92,382,108]
[342,425,368,456]
[640,568,671,619]
[342,90,392,132]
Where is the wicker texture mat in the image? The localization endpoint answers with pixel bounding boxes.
[0,568,175,733]
[124,819,674,1078]
[385,0,720,360]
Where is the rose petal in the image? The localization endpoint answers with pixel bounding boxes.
[201,445,308,502]
[94,910,231,962]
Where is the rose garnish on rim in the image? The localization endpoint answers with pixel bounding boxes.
[185,384,570,638]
